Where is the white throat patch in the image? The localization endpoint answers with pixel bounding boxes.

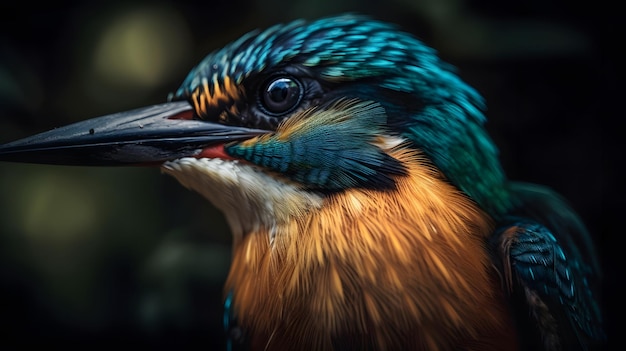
[161,158,323,242]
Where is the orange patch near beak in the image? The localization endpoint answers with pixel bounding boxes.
[195,144,236,160]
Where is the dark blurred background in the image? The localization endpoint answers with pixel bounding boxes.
[0,0,617,349]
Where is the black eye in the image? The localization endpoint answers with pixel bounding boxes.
[260,76,303,115]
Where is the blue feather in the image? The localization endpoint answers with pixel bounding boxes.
[226,100,405,190]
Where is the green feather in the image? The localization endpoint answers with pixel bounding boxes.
[226,100,406,190]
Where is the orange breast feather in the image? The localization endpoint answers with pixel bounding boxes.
[225,149,518,350]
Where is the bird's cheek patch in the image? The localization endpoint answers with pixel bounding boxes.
[223,100,407,190]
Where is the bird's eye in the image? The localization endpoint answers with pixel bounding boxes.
[260,76,303,115]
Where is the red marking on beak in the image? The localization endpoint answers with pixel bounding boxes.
[168,109,195,120]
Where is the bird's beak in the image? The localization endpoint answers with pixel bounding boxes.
[0,101,267,166]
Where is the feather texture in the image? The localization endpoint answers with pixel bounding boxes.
[224,149,518,350]
[227,100,405,190]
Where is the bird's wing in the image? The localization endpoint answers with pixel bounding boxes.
[490,182,605,351]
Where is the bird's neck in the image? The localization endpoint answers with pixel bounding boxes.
[162,157,324,242]
[225,149,518,350]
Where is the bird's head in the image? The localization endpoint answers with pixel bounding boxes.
[0,14,509,238]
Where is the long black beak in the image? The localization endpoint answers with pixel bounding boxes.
[0,101,266,166]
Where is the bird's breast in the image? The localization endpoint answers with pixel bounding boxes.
[225,149,518,350]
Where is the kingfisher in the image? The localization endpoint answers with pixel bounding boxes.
[0,14,604,351]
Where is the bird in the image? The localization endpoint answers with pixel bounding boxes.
[0,14,605,351]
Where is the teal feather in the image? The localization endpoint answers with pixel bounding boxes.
[226,101,406,190]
